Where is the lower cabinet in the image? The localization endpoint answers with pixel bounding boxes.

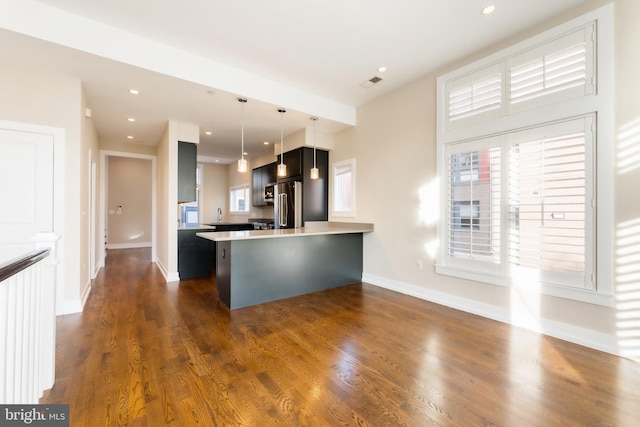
[178,230,216,279]
[216,241,231,306]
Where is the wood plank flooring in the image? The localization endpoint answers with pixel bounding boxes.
[41,248,640,426]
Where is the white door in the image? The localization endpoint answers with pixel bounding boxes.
[0,127,54,262]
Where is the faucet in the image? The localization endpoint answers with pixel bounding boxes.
[217,207,222,223]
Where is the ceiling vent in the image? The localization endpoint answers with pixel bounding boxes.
[360,76,383,88]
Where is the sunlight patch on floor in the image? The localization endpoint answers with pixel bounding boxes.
[509,268,541,332]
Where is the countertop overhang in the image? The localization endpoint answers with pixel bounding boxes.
[197,221,373,242]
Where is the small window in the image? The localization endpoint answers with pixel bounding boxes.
[332,158,356,217]
[229,185,250,213]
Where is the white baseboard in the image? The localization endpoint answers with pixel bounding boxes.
[56,278,93,315]
[154,255,179,283]
[362,273,627,360]
[106,242,152,250]
[56,299,83,315]
[80,279,91,309]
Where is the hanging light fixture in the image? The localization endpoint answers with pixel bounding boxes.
[310,116,319,180]
[237,97,248,173]
[277,108,287,177]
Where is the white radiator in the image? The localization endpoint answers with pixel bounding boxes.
[0,242,57,404]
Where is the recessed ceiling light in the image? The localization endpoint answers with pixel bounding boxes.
[263,141,270,145]
[377,66,387,73]
[128,117,135,122]
[243,151,248,156]
[127,135,133,139]
[205,131,212,135]
[129,89,139,95]
[481,5,496,15]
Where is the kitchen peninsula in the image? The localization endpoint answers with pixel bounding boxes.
[197,222,373,309]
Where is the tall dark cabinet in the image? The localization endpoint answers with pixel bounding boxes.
[251,146,329,223]
[278,146,329,223]
[178,141,197,203]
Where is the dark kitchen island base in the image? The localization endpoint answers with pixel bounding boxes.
[215,233,363,309]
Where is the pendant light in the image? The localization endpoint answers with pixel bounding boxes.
[237,97,248,173]
[310,116,319,180]
[277,108,287,177]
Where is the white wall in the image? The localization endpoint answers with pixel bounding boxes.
[0,63,99,313]
[332,0,640,361]
[106,156,153,247]
[200,162,228,224]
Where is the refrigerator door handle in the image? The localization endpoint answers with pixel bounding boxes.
[278,193,286,227]
[282,193,288,227]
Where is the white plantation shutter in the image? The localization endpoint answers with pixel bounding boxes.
[507,118,594,289]
[508,25,594,112]
[446,143,502,269]
[443,117,594,289]
[437,6,612,303]
[446,64,502,129]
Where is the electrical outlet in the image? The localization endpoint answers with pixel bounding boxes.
[417,260,423,270]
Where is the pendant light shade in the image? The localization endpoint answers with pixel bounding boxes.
[310,116,319,180]
[277,108,287,177]
[237,97,248,173]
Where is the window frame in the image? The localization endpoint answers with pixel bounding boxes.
[435,5,614,306]
[332,158,356,218]
[229,184,250,214]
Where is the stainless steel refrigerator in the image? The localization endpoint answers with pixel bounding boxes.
[274,181,302,229]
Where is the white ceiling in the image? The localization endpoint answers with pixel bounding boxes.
[0,0,589,163]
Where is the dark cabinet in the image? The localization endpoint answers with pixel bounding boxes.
[252,162,276,207]
[178,141,197,203]
[178,229,215,279]
[276,149,302,179]
[253,147,329,222]
[216,241,231,306]
[278,147,329,223]
[300,147,329,222]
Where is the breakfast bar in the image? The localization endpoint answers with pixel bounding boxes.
[197,222,373,309]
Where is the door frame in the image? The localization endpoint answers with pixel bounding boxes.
[99,150,157,267]
[0,120,65,307]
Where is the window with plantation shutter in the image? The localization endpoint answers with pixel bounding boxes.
[508,26,594,112]
[446,64,502,129]
[446,146,501,267]
[441,118,595,290]
[507,119,593,288]
[436,5,612,304]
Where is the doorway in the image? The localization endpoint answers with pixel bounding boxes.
[99,150,156,268]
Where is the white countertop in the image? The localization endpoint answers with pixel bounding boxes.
[178,224,217,231]
[196,222,373,242]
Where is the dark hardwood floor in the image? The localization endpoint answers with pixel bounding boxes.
[41,248,639,426]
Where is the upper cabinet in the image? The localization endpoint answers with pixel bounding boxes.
[178,141,197,203]
[299,147,329,222]
[275,149,303,180]
[252,147,329,221]
[252,162,277,207]
[281,147,329,222]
